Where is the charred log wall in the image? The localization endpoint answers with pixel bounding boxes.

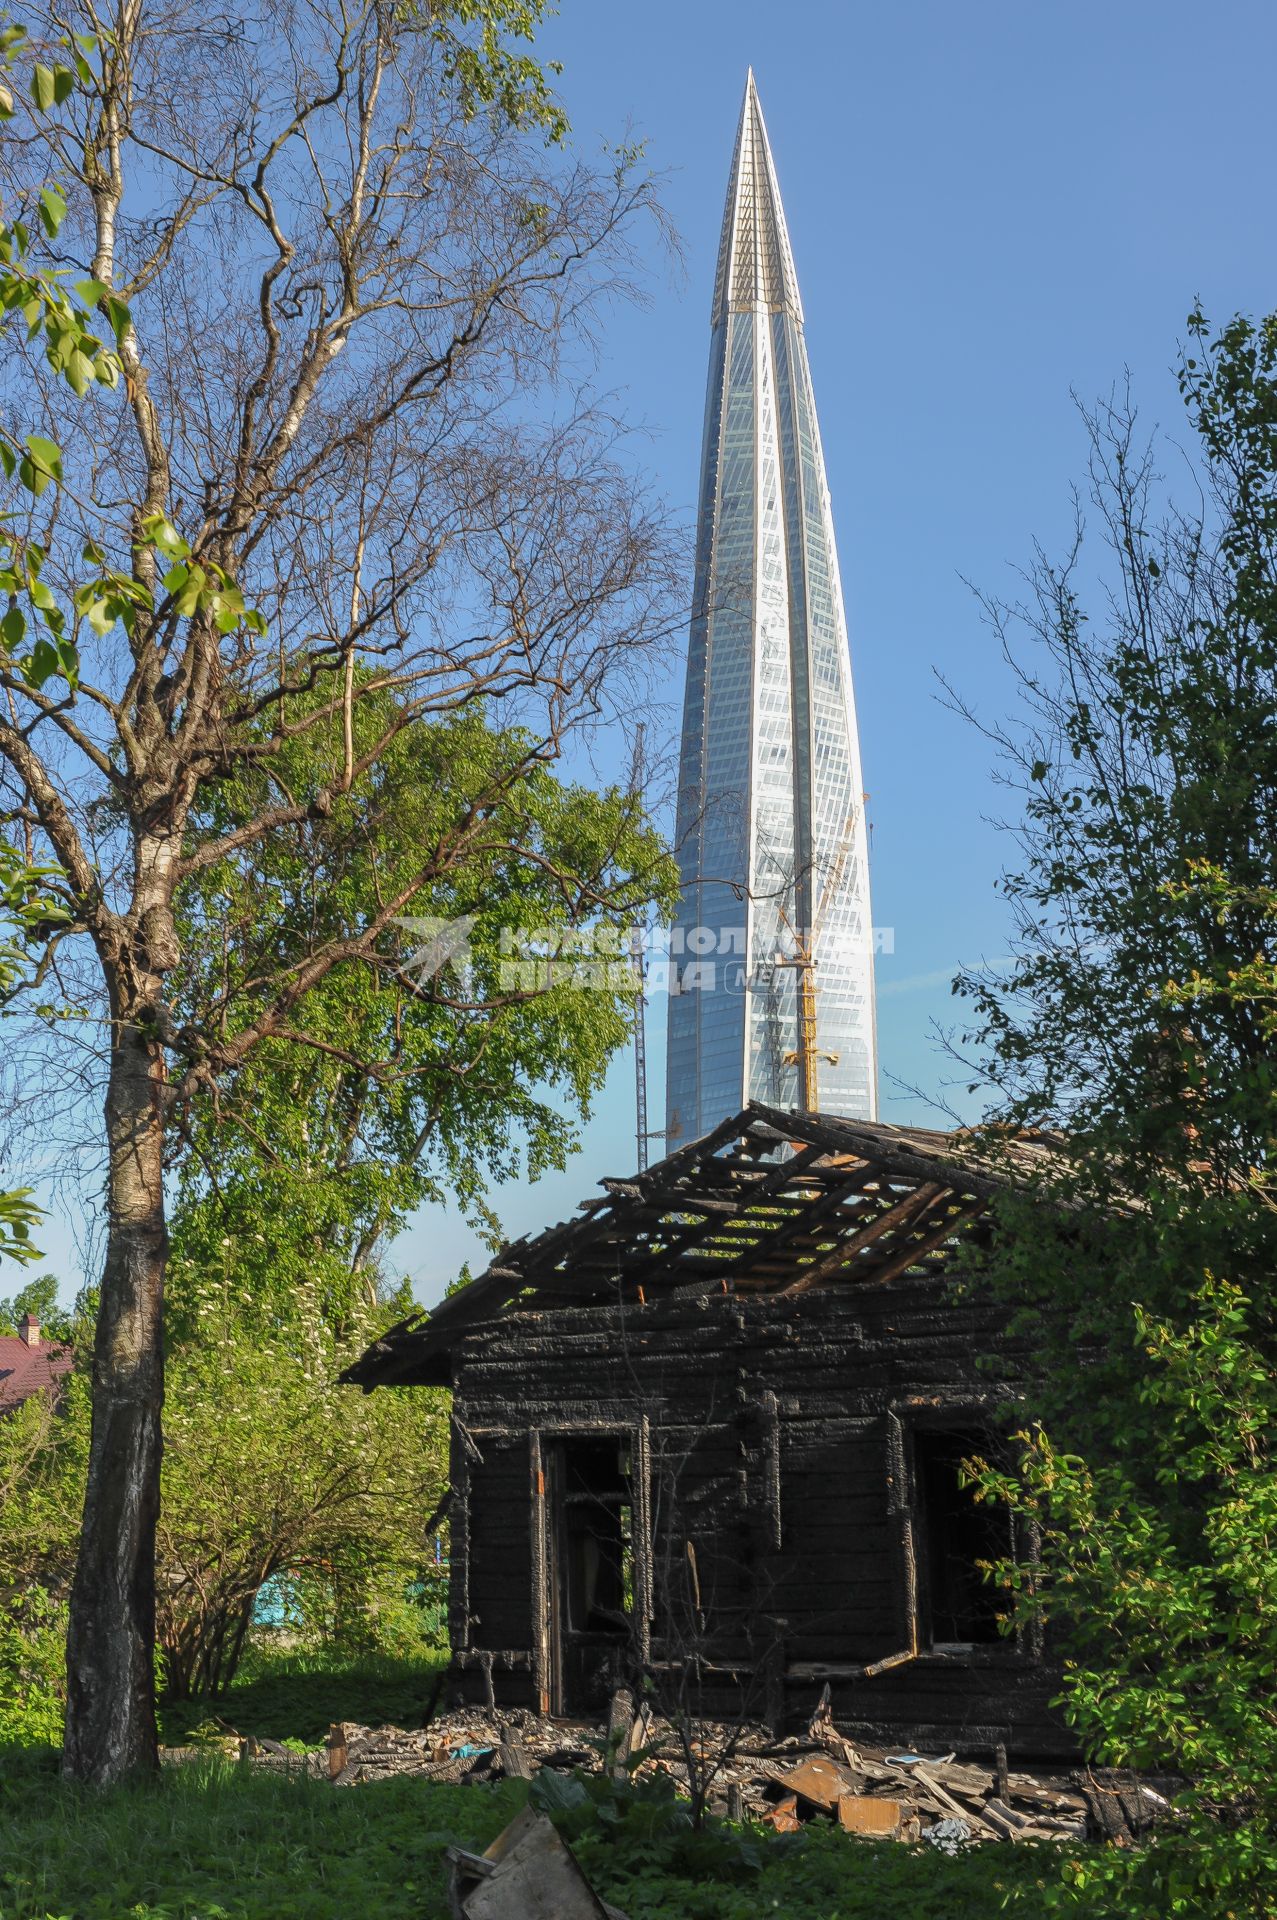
[448,1277,1069,1756]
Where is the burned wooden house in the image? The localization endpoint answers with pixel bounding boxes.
[345,1103,1071,1757]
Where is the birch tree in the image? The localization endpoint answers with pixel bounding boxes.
[0,0,678,1783]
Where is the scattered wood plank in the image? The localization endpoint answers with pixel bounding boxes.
[912,1764,1004,1838]
[837,1794,903,1837]
[776,1754,862,1811]
[448,1807,628,1920]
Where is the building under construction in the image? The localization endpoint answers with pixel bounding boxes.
[344,1104,1072,1758]
[665,74,878,1144]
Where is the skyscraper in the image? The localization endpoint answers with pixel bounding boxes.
[665,72,878,1144]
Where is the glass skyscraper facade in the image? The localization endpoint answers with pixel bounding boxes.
[665,72,878,1145]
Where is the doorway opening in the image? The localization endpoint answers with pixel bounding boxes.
[547,1435,634,1714]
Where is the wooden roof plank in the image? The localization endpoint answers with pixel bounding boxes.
[340,1103,1067,1390]
[775,1184,949,1298]
[855,1198,990,1289]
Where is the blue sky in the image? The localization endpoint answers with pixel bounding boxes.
[27,0,1277,1307]
[390,0,1277,1304]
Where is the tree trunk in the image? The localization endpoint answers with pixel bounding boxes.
[62,1004,168,1784]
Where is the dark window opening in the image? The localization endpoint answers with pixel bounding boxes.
[557,1437,633,1637]
[914,1427,1007,1647]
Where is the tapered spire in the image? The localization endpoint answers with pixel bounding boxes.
[710,71,804,328]
[667,70,877,1144]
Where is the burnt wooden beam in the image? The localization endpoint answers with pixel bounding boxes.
[746,1101,1052,1203]
[858,1198,988,1288]
[607,1143,831,1292]
[885,1410,919,1658]
[776,1185,947,1299]
[672,1170,892,1293]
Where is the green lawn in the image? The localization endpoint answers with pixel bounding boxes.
[0,1652,1224,1920]
[155,1646,449,1750]
[0,1742,1065,1920]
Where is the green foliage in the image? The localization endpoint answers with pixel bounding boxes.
[979,1281,1277,1839]
[171,694,677,1312]
[0,30,123,397]
[0,837,73,1261]
[0,27,129,695]
[0,839,68,996]
[421,0,568,142]
[958,308,1277,1916]
[0,1186,41,1264]
[0,1368,89,1745]
[0,1584,65,1746]
[0,31,268,697]
[0,1270,71,1337]
[1046,1826,1277,1919]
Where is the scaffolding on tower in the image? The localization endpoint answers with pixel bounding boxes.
[773,796,866,1113]
[628,726,654,1172]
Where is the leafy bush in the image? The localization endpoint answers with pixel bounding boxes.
[0,1292,447,1721]
[156,1280,448,1699]
[1047,1825,1277,1920]
[0,1587,65,1746]
[531,1762,786,1883]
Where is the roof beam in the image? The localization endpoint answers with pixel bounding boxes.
[775,1184,948,1298]
[857,1199,989,1289]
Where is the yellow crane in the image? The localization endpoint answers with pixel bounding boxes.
[773,799,864,1112]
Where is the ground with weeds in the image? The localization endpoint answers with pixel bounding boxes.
[0,1744,1067,1920]
[155,1648,450,1752]
[0,1652,1250,1920]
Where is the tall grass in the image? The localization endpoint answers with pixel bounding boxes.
[0,1748,521,1920]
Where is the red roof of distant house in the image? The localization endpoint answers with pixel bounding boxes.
[0,1316,73,1411]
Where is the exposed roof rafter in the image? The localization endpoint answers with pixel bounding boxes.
[342,1103,1071,1392]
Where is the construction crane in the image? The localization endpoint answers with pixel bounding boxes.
[627,725,659,1173]
[772,798,865,1112]
[631,920,650,1171]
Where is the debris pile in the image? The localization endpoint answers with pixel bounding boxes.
[142,1674,1169,1856]
[291,1687,1171,1848]
[321,1709,601,1787]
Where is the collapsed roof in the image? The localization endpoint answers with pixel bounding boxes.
[343,1102,1068,1391]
